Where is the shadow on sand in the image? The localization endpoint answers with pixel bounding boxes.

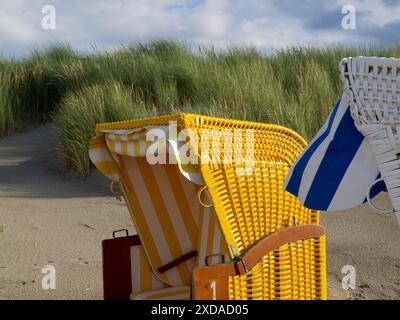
[0,125,110,198]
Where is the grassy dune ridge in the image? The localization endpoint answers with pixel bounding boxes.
[1,41,399,175]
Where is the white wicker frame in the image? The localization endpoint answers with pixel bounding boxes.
[340,56,400,224]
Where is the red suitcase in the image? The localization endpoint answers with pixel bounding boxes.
[102,229,140,300]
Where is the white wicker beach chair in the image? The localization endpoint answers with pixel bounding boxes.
[340,56,400,223]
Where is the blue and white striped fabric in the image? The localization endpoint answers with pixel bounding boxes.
[284,95,385,211]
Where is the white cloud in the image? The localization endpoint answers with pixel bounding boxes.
[185,0,232,44]
[0,12,37,41]
[0,0,398,57]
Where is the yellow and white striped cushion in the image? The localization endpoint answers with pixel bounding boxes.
[196,205,229,267]
[131,286,190,300]
[120,156,201,287]
[129,206,229,299]
[130,245,167,294]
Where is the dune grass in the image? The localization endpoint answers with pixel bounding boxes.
[1,41,400,175]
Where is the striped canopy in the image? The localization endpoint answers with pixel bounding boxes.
[284,95,385,211]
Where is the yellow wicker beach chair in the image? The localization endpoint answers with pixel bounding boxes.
[90,113,327,300]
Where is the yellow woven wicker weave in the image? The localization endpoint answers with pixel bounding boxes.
[228,236,326,300]
[94,113,327,300]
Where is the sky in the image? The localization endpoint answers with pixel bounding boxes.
[0,0,399,57]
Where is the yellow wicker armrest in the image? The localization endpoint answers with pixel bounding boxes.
[192,225,326,300]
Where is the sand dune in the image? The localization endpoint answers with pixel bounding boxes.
[0,125,399,299]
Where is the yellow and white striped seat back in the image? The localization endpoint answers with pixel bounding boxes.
[119,156,201,286]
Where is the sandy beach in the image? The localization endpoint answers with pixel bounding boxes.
[0,125,399,299]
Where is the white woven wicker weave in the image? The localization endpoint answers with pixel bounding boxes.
[340,56,400,224]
